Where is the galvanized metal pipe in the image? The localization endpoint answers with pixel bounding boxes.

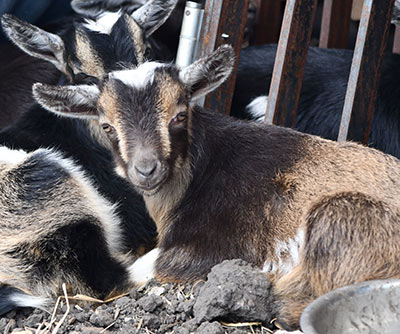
[175,1,204,67]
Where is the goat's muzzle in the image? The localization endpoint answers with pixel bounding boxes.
[128,154,168,195]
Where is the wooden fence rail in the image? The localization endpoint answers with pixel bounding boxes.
[197,0,396,144]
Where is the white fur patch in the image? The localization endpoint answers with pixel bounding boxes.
[9,292,48,310]
[246,95,268,123]
[114,165,127,179]
[0,146,28,165]
[110,62,164,89]
[83,11,122,35]
[128,248,160,285]
[263,228,305,275]
[35,149,124,255]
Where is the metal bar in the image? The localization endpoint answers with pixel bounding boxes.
[393,26,400,54]
[319,0,352,49]
[254,0,283,45]
[202,0,249,114]
[197,0,223,60]
[338,0,395,143]
[175,2,204,67]
[265,0,318,127]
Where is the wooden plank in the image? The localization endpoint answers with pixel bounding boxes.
[338,0,395,143]
[319,0,352,49]
[200,0,249,114]
[265,0,318,127]
[197,0,224,60]
[254,0,283,45]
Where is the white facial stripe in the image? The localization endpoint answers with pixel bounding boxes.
[128,248,160,285]
[246,95,268,123]
[0,146,28,165]
[83,11,122,35]
[110,62,165,89]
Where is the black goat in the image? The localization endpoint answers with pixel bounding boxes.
[232,44,400,159]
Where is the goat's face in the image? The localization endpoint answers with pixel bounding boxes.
[32,45,235,195]
[96,63,189,194]
[1,0,177,82]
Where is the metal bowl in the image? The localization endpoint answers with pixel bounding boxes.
[300,279,400,334]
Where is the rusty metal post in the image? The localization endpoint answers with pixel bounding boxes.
[197,0,224,60]
[319,0,352,49]
[338,0,395,143]
[254,0,283,45]
[265,0,318,127]
[198,0,249,114]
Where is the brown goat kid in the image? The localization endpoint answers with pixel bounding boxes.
[33,45,400,329]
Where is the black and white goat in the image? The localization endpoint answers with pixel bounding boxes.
[0,0,183,268]
[232,44,400,159]
[0,0,179,130]
[0,146,135,315]
[32,45,400,330]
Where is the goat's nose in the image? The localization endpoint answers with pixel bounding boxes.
[134,161,158,179]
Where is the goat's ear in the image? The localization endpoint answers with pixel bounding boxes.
[71,0,144,17]
[131,0,178,37]
[392,0,400,26]
[179,45,235,101]
[1,14,66,73]
[32,83,100,119]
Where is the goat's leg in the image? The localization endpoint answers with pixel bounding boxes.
[271,192,400,330]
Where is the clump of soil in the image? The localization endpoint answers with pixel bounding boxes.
[0,260,300,334]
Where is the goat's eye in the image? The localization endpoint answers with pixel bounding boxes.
[74,72,99,85]
[171,112,187,124]
[101,123,114,133]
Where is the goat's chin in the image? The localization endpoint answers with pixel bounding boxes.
[132,178,166,197]
[140,186,163,197]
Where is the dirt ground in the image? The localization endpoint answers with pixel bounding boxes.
[0,260,302,334]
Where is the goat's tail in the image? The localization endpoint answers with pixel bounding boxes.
[0,284,48,316]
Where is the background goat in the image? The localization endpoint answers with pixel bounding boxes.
[232,44,400,160]
[0,0,183,259]
[32,45,400,330]
[0,146,135,315]
[0,0,183,130]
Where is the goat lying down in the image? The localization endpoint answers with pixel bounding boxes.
[0,0,184,274]
[33,45,400,330]
[0,146,133,315]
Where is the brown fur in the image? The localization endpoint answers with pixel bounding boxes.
[125,15,146,65]
[75,30,105,77]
